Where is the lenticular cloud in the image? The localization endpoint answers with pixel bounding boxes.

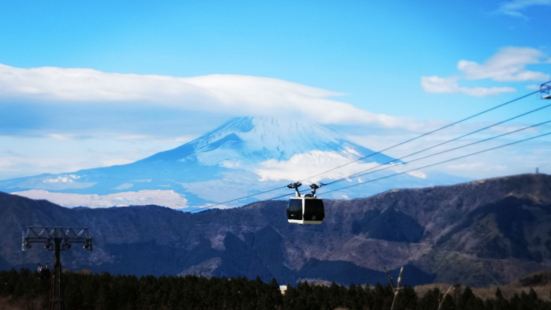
[0,63,408,129]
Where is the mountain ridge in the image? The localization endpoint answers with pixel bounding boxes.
[1,173,550,286]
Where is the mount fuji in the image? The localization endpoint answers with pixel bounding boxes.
[0,116,452,210]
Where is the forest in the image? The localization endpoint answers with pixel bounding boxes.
[1,269,551,309]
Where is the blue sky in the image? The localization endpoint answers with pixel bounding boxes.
[0,0,550,180]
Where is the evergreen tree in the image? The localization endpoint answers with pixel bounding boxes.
[440,295,456,310]
[418,288,440,310]
[393,286,417,310]
[455,287,484,310]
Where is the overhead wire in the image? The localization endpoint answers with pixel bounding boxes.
[210,89,541,207]
[350,119,551,179]
[322,102,551,187]
[320,131,551,196]
[298,89,540,182]
[259,119,551,201]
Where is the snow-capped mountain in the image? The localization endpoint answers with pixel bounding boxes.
[0,116,447,210]
[141,116,393,163]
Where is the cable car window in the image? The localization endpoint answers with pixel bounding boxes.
[303,199,324,222]
[287,199,302,220]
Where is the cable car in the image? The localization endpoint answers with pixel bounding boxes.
[286,182,325,224]
[542,81,551,100]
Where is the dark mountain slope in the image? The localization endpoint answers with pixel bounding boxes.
[436,196,551,260]
[0,173,550,286]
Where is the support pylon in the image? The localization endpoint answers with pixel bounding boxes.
[22,227,93,310]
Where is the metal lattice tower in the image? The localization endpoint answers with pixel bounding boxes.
[22,227,93,310]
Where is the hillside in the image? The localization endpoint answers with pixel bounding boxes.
[1,173,550,286]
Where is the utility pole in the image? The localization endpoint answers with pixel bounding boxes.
[22,226,93,310]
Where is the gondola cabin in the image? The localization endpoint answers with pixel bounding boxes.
[287,196,325,224]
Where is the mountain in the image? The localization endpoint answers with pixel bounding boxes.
[1,173,550,286]
[0,116,443,209]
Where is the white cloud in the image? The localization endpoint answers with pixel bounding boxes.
[432,137,551,178]
[220,160,241,169]
[13,189,188,209]
[497,0,551,17]
[114,183,134,190]
[43,174,80,184]
[407,170,427,179]
[421,76,516,96]
[0,63,410,129]
[421,46,549,96]
[0,133,195,180]
[255,150,388,183]
[457,47,549,82]
[47,133,76,141]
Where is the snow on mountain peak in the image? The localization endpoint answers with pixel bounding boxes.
[147,116,390,166]
[0,115,415,209]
